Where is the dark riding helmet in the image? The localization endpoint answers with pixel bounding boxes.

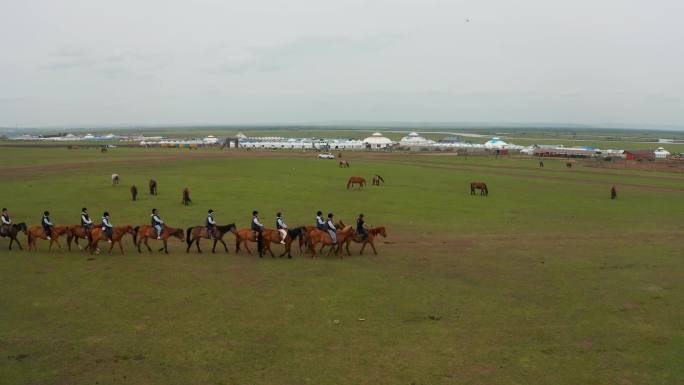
[359,213,364,218]
[252,210,258,215]
[327,213,333,218]
[208,209,214,213]
[103,211,109,216]
[276,212,281,217]
[316,211,322,216]
[82,207,87,212]
[152,208,157,213]
[2,208,6,211]
[44,210,49,216]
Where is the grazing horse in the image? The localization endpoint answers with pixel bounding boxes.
[372,174,385,186]
[112,174,120,186]
[1,222,27,250]
[347,176,366,189]
[89,225,137,255]
[186,223,237,253]
[566,162,573,168]
[182,187,192,206]
[66,224,96,251]
[149,179,157,195]
[130,185,138,201]
[306,225,355,257]
[135,225,184,254]
[339,160,350,168]
[27,225,69,252]
[470,182,488,196]
[339,221,387,255]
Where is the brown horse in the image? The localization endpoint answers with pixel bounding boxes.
[149,179,157,195]
[470,182,488,196]
[566,161,574,168]
[372,174,384,186]
[339,221,387,255]
[66,224,96,251]
[306,225,355,258]
[182,188,191,206]
[130,185,138,201]
[339,160,350,168]
[89,225,137,255]
[27,225,70,252]
[234,228,277,257]
[186,223,237,253]
[347,176,366,189]
[1,222,27,250]
[236,227,308,258]
[135,225,184,254]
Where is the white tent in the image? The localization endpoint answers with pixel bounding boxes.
[654,147,671,159]
[363,132,393,149]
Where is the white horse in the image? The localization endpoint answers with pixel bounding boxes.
[111,173,120,186]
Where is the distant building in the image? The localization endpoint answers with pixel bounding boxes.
[363,132,394,149]
[624,150,655,161]
[654,147,671,159]
[399,132,435,147]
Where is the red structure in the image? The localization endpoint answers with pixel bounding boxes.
[624,150,655,161]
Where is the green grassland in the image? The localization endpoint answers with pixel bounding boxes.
[1,146,683,385]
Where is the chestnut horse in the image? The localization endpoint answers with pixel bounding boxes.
[66,224,96,251]
[1,222,27,250]
[27,225,69,252]
[130,185,138,201]
[339,160,350,168]
[234,228,276,257]
[182,188,192,206]
[306,225,355,258]
[149,179,157,195]
[89,225,137,255]
[186,223,237,253]
[470,182,488,196]
[339,221,387,255]
[372,174,384,186]
[347,176,366,189]
[135,225,184,254]
[235,227,308,258]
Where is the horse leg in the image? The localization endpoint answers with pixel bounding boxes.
[164,239,169,254]
[196,238,202,253]
[360,241,367,255]
[220,239,228,253]
[14,237,22,250]
[137,238,142,253]
[118,240,125,255]
[186,238,193,253]
[108,240,115,254]
[8,237,13,250]
[370,241,378,255]
[243,241,252,255]
[144,238,152,253]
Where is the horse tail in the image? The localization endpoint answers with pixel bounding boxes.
[133,226,140,243]
[186,227,193,245]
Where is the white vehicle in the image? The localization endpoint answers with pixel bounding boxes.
[317,153,336,159]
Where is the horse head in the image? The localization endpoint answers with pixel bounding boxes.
[375,226,387,238]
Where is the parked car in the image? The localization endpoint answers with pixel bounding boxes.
[317,153,335,159]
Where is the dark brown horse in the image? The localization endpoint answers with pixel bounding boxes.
[186,223,237,253]
[27,225,70,252]
[135,225,183,254]
[130,185,138,201]
[89,225,137,255]
[1,222,27,250]
[347,176,366,189]
[340,222,387,255]
[149,179,157,195]
[182,187,191,206]
[339,160,350,168]
[470,182,488,196]
[372,174,384,186]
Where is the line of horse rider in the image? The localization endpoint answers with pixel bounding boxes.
[0,207,382,257]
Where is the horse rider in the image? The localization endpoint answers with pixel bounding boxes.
[151,209,164,240]
[356,213,369,240]
[1,208,11,236]
[81,207,93,237]
[325,213,337,245]
[102,212,113,243]
[206,209,217,239]
[316,211,326,230]
[276,212,287,244]
[42,210,54,240]
[251,210,264,257]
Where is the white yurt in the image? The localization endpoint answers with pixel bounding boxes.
[399,132,435,147]
[654,147,671,159]
[363,132,393,149]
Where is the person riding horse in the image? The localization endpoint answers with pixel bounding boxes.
[42,210,53,240]
[102,212,113,243]
[1,208,11,236]
[326,213,337,245]
[316,211,326,231]
[251,210,264,257]
[151,209,164,239]
[206,209,217,239]
[356,213,369,240]
[276,212,288,245]
[81,207,93,235]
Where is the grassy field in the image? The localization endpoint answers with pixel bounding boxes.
[1,146,683,385]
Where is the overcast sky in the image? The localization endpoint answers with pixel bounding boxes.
[1,0,682,128]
